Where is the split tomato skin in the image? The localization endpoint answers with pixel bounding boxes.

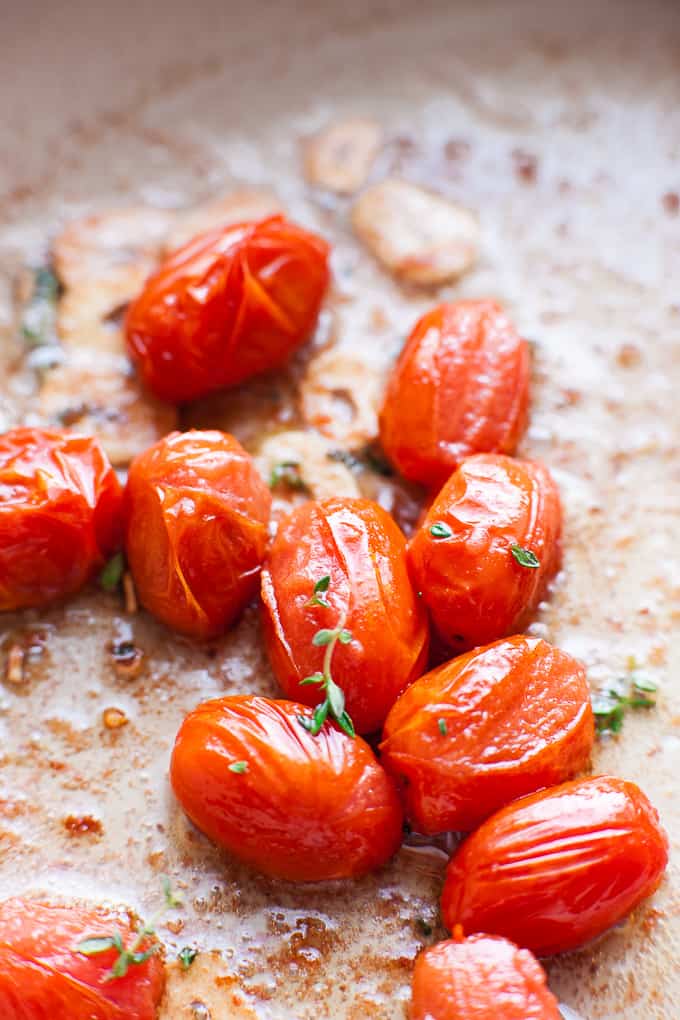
[0,427,122,611]
[260,497,429,734]
[125,215,330,403]
[441,775,669,957]
[170,695,404,881]
[380,300,530,489]
[410,933,562,1020]
[124,429,271,639]
[0,898,164,1020]
[381,635,594,834]
[407,454,562,652]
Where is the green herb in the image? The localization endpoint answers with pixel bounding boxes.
[415,917,433,937]
[269,461,311,494]
[593,674,657,735]
[297,576,356,738]
[99,552,125,592]
[228,760,248,774]
[21,265,60,348]
[429,522,453,539]
[510,544,540,568]
[76,877,182,981]
[326,443,394,477]
[306,575,331,608]
[178,946,198,970]
[438,718,448,736]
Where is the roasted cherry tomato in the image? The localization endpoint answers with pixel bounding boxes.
[381,636,594,834]
[126,215,330,403]
[380,301,530,489]
[0,898,164,1020]
[410,932,561,1020]
[407,454,561,652]
[124,430,271,639]
[0,427,122,611]
[170,695,404,881]
[260,497,429,734]
[441,775,669,956]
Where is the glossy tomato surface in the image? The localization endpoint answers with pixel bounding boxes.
[381,636,594,834]
[260,497,429,733]
[441,775,669,956]
[170,695,404,881]
[126,215,330,403]
[124,429,271,639]
[410,933,561,1020]
[380,300,530,489]
[407,454,562,652]
[0,898,164,1020]
[0,428,122,611]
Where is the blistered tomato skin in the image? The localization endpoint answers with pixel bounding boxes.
[260,497,429,733]
[380,301,530,489]
[125,215,330,403]
[0,428,122,611]
[170,695,404,881]
[441,775,669,957]
[0,898,164,1020]
[407,454,562,652]
[410,933,562,1020]
[381,636,594,834]
[124,430,271,639]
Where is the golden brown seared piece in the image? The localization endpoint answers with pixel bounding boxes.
[303,118,382,194]
[42,207,177,466]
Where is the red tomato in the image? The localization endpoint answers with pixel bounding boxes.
[0,898,164,1020]
[407,454,561,652]
[0,428,122,611]
[260,497,429,734]
[170,695,404,881]
[381,636,594,834]
[125,215,330,403]
[380,301,530,489]
[410,933,562,1020]
[124,430,271,639]
[441,775,669,956]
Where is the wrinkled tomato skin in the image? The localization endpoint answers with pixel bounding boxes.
[410,933,561,1020]
[0,898,164,1020]
[170,695,404,881]
[441,775,669,957]
[0,428,122,611]
[126,215,330,403]
[380,301,530,489]
[407,454,561,652]
[260,497,429,734]
[381,636,594,834]
[124,430,271,639]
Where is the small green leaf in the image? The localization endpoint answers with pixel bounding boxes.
[162,876,183,908]
[179,946,198,970]
[300,672,325,687]
[99,552,125,592]
[338,629,353,645]
[21,266,60,348]
[314,575,331,594]
[510,544,540,568]
[228,761,248,774]
[297,715,315,732]
[111,954,130,979]
[312,629,335,647]
[438,718,447,736]
[269,461,311,493]
[337,711,356,738]
[307,594,331,608]
[632,676,657,693]
[77,936,119,956]
[415,917,433,937]
[312,701,329,733]
[130,947,159,966]
[429,522,453,539]
[327,680,345,719]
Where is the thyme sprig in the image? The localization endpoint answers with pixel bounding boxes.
[297,576,355,738]
[592,671,657,735]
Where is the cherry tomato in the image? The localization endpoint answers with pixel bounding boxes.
[381,636,594,834]
[407,454,561,652]
[124,429,271,639]
[441,775,669,956]
[0,898,164,1020]
[260,497,429,734]
[410,932,561,1020]
[170,695,404,881]
[125,215,330,403]
[0,428,122,611]
[380,301,530,489]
